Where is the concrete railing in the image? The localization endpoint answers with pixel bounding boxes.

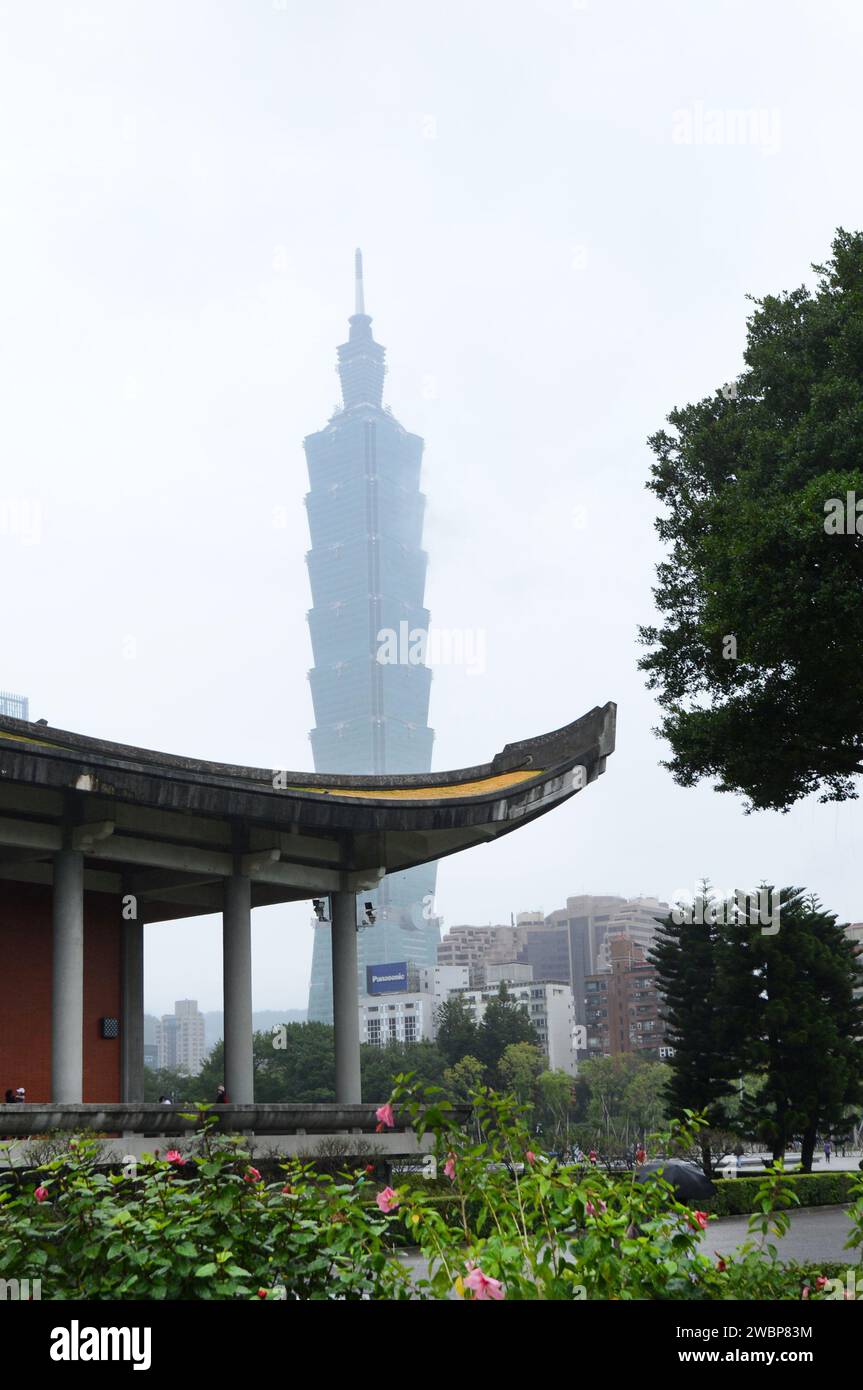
[0,1102,471,1137]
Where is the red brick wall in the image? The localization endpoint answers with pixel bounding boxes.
[0,881,121,1102]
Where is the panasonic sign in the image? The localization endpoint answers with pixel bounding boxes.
[366,962,409,995]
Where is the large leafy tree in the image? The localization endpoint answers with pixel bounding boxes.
[359,1040,446,1102]
[640,229,863,811]
[498,1041,546,1108]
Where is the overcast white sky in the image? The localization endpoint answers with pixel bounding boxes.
[2,0,862,1014]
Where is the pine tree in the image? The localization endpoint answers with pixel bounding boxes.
[649,889,737,1176]
[721,888,863,1169]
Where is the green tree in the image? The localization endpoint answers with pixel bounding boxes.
[721,888,863,1169]
[434,994,479,1067]
[498,1041,546,1111]
[649,890,739,1176]
[143,1066,206,1103]
[639,228,863,812]
[621,1060,672,1143]
[536,1069,575,1150]
[229,1023,337,1103]
[476,984,538,1083]
[443,1054,485,1102]
[360,1041,446,1102]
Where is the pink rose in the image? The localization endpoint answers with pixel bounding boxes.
[375,1103,395,1129]
[444,1154,456,1182]
[375,1186,400,1213]
[34,1186,48,1203]
[245,1167,262,1183]
[689,1210,709,1231]
[525,1151,536,1165]
[464,1265,505,1301]
[165,1149,185,1166]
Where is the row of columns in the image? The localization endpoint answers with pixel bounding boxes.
[49,851,362,1106]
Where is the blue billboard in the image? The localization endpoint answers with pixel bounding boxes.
[366,962,409,995]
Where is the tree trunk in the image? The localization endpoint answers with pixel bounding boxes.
[700,1137,713,1180]
[800,1124,817,1173]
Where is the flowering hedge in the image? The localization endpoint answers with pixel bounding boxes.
[0,1083,860,1301]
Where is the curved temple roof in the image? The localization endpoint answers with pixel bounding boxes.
[0,704,615,921]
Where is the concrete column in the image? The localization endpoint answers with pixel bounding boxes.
[121,903,145,1103]
[331,890,361,1104]
[223,874,253,1104]
[51,849,84,1103]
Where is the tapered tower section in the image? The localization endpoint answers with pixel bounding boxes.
[305,253,439,1022]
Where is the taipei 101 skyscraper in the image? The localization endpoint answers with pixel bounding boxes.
[305,252,439,1022]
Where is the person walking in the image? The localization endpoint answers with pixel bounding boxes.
[215,1084,228,1103]
[824,1137,832,1165]
[635,1143,647,1166]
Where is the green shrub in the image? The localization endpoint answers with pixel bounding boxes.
[708,1171,856,1217]
[1,1092,861,1300]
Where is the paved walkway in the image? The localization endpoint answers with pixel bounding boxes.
[400,1205,860,1282]
[700,1204,857,1263]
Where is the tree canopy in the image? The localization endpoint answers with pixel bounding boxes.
[640,228,863,812]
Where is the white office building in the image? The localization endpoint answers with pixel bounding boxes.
[454,980,577,1075]
[360,992,435,1047]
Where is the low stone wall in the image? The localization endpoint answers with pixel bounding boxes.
[0,1101,470,1137]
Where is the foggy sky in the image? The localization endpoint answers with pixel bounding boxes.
[2,0,862,1013]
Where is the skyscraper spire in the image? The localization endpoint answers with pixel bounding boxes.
[354,247,365,315]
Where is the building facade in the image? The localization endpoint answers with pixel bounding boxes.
[584,937,672,1059]
[0,692,29,721]
[306,253,439,1021]
[455,980,578,1075]
[359,992,435,1047]
[156,999,207,1075]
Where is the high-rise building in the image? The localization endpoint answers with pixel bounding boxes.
[584,937,672,1059]
[305,253,439,1022]
[0,692,29,721]
[156,999,207,1075]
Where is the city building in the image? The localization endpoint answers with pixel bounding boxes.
[305,252,439,1022]
[360,992,435,1047]
[0,692,29,721]
[417,963,470,1005]
[584,937,671,1059]
[594,897,669,972]
[845,922,863,952]
[156,999,207,1075]
[437,925,510,983]
[455,980,578,1075]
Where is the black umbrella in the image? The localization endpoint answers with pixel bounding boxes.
[634,1159,716,1201]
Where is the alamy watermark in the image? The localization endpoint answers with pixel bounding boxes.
[824,491,863,535]
[671,887,780,935]
[0,1277,41,1300]
[672,103,781,156]
[376,621,486,676]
